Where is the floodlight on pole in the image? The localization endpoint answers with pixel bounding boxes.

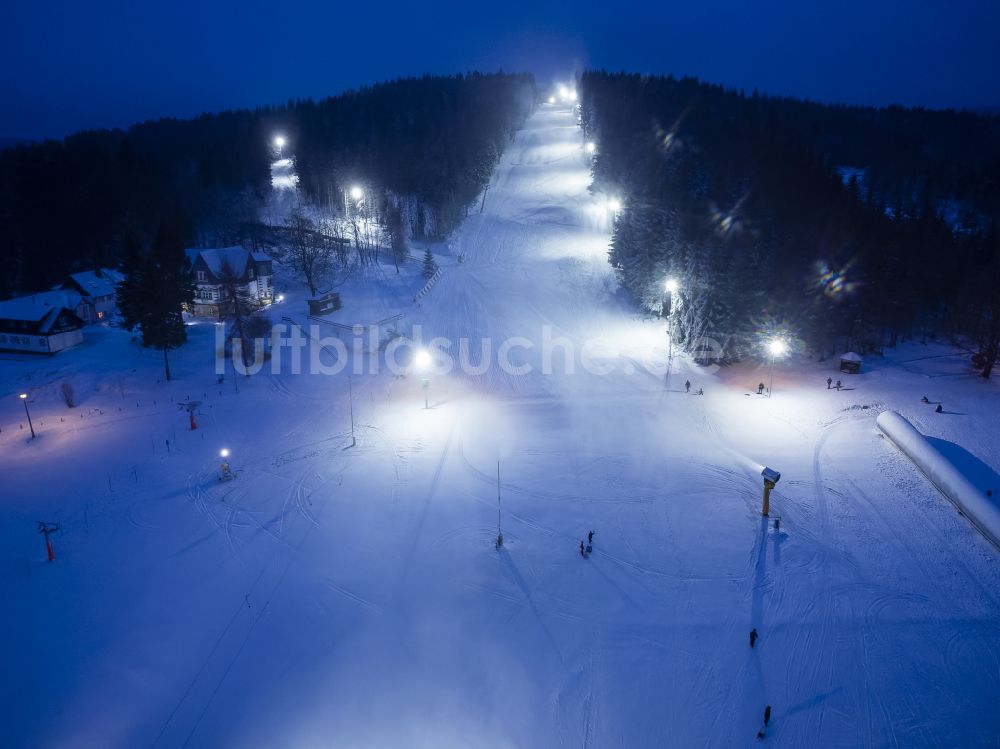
[766,338,788,398]
[273,135,286,157]
[585,141,597,154]
[350,185,364,201]
[414,348,433,409]
[663,279,680,383]
[19,393,35,439]
[607,198,622,214]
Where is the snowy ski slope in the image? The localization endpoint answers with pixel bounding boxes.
[1,101,999,748]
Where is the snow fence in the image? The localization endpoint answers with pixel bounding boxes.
[877,410,1000,550]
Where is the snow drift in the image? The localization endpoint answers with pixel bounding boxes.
[877,410,1000,550]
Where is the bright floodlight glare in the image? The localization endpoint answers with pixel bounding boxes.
[414,348,433,371]
[568,91,578,102]
[19,393,27,399]
[664,278,679,294]
[585,141,597,154]
[350,185,363,200]
[548,96,556,104]
[220,448,230,458]
[608,198,622,212]
[768,338,788,357]
[274,136,286,148]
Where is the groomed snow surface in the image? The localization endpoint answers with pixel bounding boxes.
[2,103,1000,748]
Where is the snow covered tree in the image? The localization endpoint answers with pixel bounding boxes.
[216,258,256,371]
[283,209,332,297]
[422,247,438,279]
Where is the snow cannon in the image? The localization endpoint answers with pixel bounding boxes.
[760,467,781,516]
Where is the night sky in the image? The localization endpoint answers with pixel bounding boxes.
[3,0,999,140]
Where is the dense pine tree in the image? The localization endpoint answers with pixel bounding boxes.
[116,213,195,380]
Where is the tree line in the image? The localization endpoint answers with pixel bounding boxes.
[0,72,534,298]
[580,71,1000,377]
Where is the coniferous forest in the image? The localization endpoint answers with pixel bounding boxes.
[0,73,534,297]
[581,72,1000,373]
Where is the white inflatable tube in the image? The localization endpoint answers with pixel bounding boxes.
[877,410,1000,551]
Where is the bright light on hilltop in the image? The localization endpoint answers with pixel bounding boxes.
[273,135,286,148]
[767,338,788,357]
[585,141,597,154]
[350,185,363,200]
[607,197,622,213]
[664,277,679,294]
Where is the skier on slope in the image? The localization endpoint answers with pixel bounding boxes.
[921,395,930,403]
[757,382,765,395]
[936,404,943,413]
[750,628,758,647]
[685,380,691,393]
[579,541,585,556]
[588,530,595,545]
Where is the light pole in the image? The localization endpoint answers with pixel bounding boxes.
[766,338,788,398]
[664,278,679,381]
[348,375,356,447]
[19,393,35,439]
[414,348,432,409]
[273,135,286,158]
[496,461,504,548]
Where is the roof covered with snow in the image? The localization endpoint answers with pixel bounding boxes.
[841,352,863,362]
[0,290,83,331]
[186,247,272,280]
[63,268,124,299]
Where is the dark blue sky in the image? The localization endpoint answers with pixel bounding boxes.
[3,0,998,139]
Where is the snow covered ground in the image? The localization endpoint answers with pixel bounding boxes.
[2,102,1000,748]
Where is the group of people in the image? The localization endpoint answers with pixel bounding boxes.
[921,395,944,413]
[579,529,595,555]
[684,380,704,395]
[825,377,843,390]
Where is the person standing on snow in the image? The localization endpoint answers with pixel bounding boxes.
[588,530,595,545]
[835,380,842,391]
[685,380,691,393]
[750,628,758,647]
[757,382,765,395]
[826,377,832,389]
[579,541,585,556]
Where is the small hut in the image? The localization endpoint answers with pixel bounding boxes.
[840,351,862,374]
